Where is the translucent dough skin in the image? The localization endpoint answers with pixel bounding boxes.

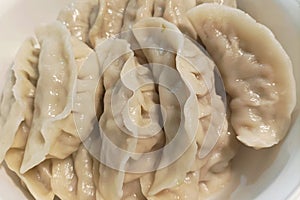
[89,0,129,47]
[162,0,197,38]
[5,150,54,200]
[121,0,154,31]
[0,38,39,163]
[51,145,96,200]
[94,38,163,200]
[20,22,79,173]
[20,22,99,174]
[187,4,296,148]
[133,18,237,198]
[57,0,99,43]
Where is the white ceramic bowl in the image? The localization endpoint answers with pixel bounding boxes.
[0,0,299,199]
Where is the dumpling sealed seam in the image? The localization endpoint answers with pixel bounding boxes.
[132,17,237,199]
[89,0,130,46]
[0,37,54,200]
[0,37,40,164]
[90,38,164,200]
[15,21,101,173]
[187,4,296,149]
[2,21,101,200]
[57,0,99,43]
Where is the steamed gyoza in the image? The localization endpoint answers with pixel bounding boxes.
[1,21,100,199]
[187,4,296,148]
[196,0,237,7]
[57,0,99,43]
[51,145,96,200]
[91,38,165,199]
[89,0,129,46]
[0,37,40,163]
[162,0,197,38]
[0,20,100,174]
[0,38,53,200]
[132,18,237,198]
[6,150,53,200]
[121,0,154,32]
[20,21,100,173]
[0,1,296,200]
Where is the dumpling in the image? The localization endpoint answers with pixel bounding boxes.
[187,4,296,148]
[140,172,201,200]
[51,157,77,200]
[132,18,194,194]
[148,0,198,38]
[0,37,39,163]
[21,21,100,173]
[198,168,232,199]
[1,39,53,200]
[121,0,154,32]
[162,0,197,38]
[73,145,96,200]
[89,0,129,47]
[88,38,165,200]
[152,0,165,17]
[196,0,237,7]
[132,17,235,196]
[51,145,96,200]
[57,0,99,43]
[5,149,53,200]
[20,21,78,172]
[153,0,196,17]
[122,179,146,200]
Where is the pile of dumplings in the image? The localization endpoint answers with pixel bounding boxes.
[0,0,296,200]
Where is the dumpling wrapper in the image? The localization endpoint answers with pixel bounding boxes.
[152,0,196,17]
[132,18,196,194]
[162,0,197,38]
[187,4,296,148]
[196,0,237,7]
[3,38,51,200]
[133,17,233,196]
[5,149,53,200]
[21,21,100,173]
[121,0,154,32]
[0,38,39,163]
[51,145,96,200]
[57,0,99,43]
[89,0,129,47]
[89,38,164,199]
[122,179,147,200]
[140,171,200,200]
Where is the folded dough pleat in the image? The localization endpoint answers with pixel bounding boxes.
[121,0,154,32]
[187,4,296,148]
[89,0,130,47]
[21,21,100,173]
[0,37,39,163]
[5,149,54,200]
[133,17,236,198]
[196,0,237,7]
[58,0,99,43]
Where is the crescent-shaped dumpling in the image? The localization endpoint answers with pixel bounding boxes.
[187,4,296,148]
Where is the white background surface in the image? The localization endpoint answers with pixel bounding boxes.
[0,0,299,199]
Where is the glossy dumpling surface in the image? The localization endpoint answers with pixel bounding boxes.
[0,38,39,163]
[187,4,296,148]
[57,0,99,43]
[196,0,236,7]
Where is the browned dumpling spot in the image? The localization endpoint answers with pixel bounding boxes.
[187,4,296,148]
